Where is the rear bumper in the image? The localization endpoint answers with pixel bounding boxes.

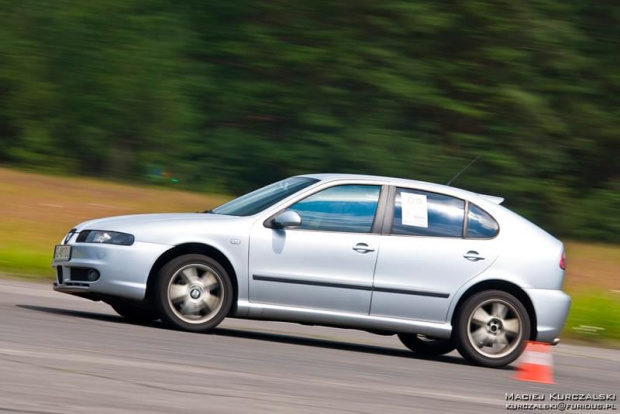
[525,288,571,343]
[52,241,171,301]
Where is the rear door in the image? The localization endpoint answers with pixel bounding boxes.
[370,187,500,323]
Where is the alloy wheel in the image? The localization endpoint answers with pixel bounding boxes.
[166,263,225,324]
[466,298,523,359]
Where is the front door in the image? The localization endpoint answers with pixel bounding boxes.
[249,184,383,314]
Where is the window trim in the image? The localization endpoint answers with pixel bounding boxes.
[263,183,387,235]
[371,185,391,234]
[380,185,396,236]
[463,200,469,238]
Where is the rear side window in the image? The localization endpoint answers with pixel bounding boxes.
[289,184,381,233]
[466,204,499,238]
[392,188,465,237]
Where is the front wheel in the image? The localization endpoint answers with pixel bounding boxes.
[455,290,530,368]
[398,333,455,356]
[154,254,233,332]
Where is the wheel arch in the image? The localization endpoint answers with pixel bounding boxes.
[449,280,537,340]
[145,243,239,315]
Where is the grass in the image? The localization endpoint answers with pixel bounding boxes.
[560,242,619,345]
[0,167,618,345]
[0,167,229,277]
[564,291,620,344]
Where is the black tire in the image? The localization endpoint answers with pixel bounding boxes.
[154,254,233,332]
[110,301,159,323]
[398,333,455,356]
[454,290,530,368]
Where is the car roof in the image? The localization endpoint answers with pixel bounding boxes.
[300,173,504,204]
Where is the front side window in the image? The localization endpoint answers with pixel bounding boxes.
[392,188,465,237]
[288,185,381,233]
[211,177,319,216]
[466,204,499,238]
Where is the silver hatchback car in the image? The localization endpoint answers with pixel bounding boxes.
[53,174,570,367]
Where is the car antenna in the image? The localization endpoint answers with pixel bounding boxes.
[446,155,481,186]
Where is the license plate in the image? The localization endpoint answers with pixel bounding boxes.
[54,245,72,262]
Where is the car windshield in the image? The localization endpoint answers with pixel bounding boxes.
[210,177,319,217]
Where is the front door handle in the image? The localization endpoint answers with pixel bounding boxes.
[353,243,375,254]
[463,250,485,261]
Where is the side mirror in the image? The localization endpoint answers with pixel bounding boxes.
[273,210,302,229]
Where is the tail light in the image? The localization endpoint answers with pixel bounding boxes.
[559,250,566,270]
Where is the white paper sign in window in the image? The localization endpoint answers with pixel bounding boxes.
[401,192,428,228]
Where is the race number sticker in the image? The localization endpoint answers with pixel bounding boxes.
[401,192,428,228]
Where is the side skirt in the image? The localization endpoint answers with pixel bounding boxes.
[234,300,452,339]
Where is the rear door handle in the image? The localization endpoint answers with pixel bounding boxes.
[463,250,485,262]
[353,243,375,254]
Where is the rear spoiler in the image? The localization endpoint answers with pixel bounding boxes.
[478,194,505,204]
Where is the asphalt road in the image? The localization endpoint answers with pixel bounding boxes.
[0,279,618,414]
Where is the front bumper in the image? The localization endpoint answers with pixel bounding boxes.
[525,288,571,343]
[52,241,171,301]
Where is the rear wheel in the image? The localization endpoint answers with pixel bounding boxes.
[455,290,530,367]
[398,333,455,356]
[155,254,233,332]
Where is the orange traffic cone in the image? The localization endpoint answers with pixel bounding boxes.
[514,341,554,384]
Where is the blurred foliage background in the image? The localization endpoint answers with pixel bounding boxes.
[0,1,618,241]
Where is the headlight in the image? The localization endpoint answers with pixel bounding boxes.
[63,229,77,245]
[76,230,135,246]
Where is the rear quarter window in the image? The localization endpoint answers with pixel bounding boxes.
[466,204,499,238]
